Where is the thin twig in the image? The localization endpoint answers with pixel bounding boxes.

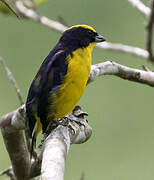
[97,42,149,59]
[15,1,67,33]
[0,0,20,18]
[0,56,24,105]
[80,172,85,180]
[0,166,15,180]
[142,65,151,72]
[128,0,151,17]
[146,0,154,62]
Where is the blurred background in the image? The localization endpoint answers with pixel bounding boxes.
[0,0,154,179]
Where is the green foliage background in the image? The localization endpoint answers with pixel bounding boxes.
[0,0,154,179]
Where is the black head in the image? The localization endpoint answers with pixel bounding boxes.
[59,25,106,51]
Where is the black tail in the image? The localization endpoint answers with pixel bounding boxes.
[26,111,37,158]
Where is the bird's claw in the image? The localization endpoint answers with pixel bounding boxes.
[59,117,75,134]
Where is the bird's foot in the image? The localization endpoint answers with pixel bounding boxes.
[39,106,89,148]
[58,117,75,134]
[58,117,69,126]
[67,105,88,127]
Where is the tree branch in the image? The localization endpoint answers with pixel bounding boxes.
[146,0,154,62]
[0,56,24,105]
[0,105,31,180]
[0,166,15,180]
[40,109,92,180]
[0,0,20,18]
[128,0,151,17]
[88,61,154,87]
[15,1,67,33]
[97,42,149,59]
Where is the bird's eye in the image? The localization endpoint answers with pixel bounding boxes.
[87,30,93,36]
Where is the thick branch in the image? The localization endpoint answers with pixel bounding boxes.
[89,61,154,87]
[40,114,92,180]
[146,0,154,62]
[0,105,30,180]
[128,0,151,17]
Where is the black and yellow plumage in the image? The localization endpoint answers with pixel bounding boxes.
[26,25,105,149]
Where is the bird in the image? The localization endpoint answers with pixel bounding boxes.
[26,24,105,152]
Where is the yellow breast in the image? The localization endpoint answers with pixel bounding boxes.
[49,43,95,120]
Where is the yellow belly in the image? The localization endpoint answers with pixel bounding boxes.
[49,46,93,119]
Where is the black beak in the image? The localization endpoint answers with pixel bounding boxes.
[95,34,106,43]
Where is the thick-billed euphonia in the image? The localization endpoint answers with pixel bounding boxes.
[26,25,105,149]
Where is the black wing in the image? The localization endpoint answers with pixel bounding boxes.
[26,48,68,137]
